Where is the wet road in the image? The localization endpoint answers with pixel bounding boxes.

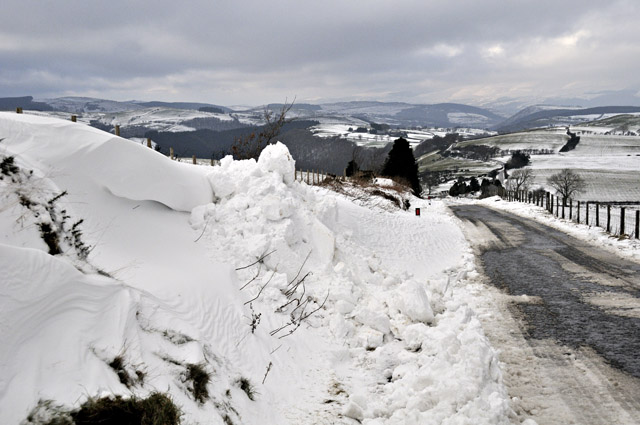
[452,205,640,377]
[452,204,640,423]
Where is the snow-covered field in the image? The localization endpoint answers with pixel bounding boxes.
[312,123,494,148]
[25,107,245,133]
[462,128,640,202]
[0,113,515,424]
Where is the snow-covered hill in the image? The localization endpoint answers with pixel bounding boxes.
[0,113,513,424]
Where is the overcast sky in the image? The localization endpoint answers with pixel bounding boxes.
[1,0,639,107]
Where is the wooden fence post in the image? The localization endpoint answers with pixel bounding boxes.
[71,115,77,122]
[306,170,309,185]
[192,155,197,165]
[170,147,174,160]
[550,195,554,213]
[16,107,23,114]
[577,201,580,223]
[115,125,120,136]
[620,207,625,236]
[607,205,611,233]
[147,138,152,148]
[636,210,639,239]
[596,203,600,227]
[586,202,589,225]
[569,199,573,220]
[556,197,560,217]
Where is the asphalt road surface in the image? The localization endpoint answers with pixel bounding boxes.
[451,204,640,425]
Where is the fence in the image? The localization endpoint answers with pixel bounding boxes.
[505,190,640,239]
[294,169,334,185]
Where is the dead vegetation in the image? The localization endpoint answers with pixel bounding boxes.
[319,175,412,211]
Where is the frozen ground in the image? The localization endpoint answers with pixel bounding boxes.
[0,113,516,424]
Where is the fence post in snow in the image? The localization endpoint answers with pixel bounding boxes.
[607,205,611,233]
[546,192,550,211]
[147,138,152,148]
[16,107,23,114]
[192,155,196,165]
[577,201,580,223]
[71,115,77,122]
[636,210,639,239]
[115,125,120,136]
[170,147,174,160]
[569,199,573,220]
[596,203,600,227]
[562,198,565,219]
[586,202,589,225]
[620,207,626,236]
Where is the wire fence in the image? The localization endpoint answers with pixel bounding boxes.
[506,190,640,239]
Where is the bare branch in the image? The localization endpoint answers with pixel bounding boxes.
[236,250,276,271]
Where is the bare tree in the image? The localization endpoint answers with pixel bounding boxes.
[546,169,586,205]
[506,168,534,192]
[231,100,294,160]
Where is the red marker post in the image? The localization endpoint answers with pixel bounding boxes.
[415,208,421,216]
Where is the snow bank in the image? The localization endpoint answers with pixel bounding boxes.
[193,144,512,424]
[0,112,512,425]
[0,112,212,211]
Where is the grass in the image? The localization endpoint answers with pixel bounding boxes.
[185,363,210,404]
[24,393,181,425]
[235,377,257,401]
[71,393,181,425]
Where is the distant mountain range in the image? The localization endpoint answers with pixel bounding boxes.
[3,95,640,133]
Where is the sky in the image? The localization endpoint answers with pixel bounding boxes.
[1,0,640,109]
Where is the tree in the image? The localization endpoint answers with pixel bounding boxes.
[505,151,530,170]
[506,168,534,192]
[469,177,480,192]
[381,137,422,196]
[231,100,294,160]
[421,172,440,195]
[547,169,586,204]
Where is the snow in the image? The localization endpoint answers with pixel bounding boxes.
[0,112,516,424]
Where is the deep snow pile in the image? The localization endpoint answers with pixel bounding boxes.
[0,113,512,424]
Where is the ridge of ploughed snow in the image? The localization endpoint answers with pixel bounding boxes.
[0,112,515,425]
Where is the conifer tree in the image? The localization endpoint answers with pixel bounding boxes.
[381,137,422,196]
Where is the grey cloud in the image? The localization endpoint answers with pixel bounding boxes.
[1,0,638,106]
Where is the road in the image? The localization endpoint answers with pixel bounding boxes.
[451,204,640,425]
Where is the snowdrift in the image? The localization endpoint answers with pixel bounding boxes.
[0,113,212,211]
[0,113,512,425]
